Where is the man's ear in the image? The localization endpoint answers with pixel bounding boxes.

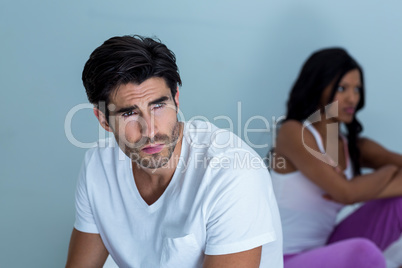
[174,87,180,112]
[93,108,112,132]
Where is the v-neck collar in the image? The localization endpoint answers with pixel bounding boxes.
[124,131,188,213]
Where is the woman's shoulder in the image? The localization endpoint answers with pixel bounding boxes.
[277,119,303,135]
[276,119,321,154]
[275,120,301,149]
[277,120,315,141]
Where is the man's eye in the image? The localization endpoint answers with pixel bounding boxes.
[153,103,166,110]
[122,110,137,117]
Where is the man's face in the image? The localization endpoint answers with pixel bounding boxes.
[102,77,180,169]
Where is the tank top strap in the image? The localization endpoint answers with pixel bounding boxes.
[303,122,326,154]
[340,133,354,179]
[340,134,349,158]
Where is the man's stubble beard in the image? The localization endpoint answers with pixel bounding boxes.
[125,121,181,169]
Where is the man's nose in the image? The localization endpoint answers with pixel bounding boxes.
[141,113,156,138]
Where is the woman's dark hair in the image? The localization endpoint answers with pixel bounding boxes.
[82,35,182,118]
[286,48,365,175]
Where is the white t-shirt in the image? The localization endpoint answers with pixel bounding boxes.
[74,120,283,267]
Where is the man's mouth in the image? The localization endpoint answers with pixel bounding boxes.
[142,144,164,154]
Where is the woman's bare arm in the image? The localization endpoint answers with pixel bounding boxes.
[357,137,402,199]
[358,137,402,169]
[374,168,402,199]
[275,121,398,204]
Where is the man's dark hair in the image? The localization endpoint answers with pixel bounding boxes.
[82,35,182,116]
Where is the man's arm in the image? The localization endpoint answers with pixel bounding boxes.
[65,228,109,268]
[203,247,262,268]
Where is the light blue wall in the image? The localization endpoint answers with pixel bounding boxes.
[1,0,402,266]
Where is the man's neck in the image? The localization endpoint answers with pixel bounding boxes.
[132,123,184,205]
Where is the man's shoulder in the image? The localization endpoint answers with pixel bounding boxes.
[183,120,263,165]
[79,137,126,189]
[82,137,122,166]
[183,120,257,155]
[182,120,269,185]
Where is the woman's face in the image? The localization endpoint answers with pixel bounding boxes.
[320,69,361,123]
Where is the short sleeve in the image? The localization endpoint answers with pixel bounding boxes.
[73,150,99,234]
[204,164,279,255]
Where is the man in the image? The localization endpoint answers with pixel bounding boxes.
[66,35,283,267]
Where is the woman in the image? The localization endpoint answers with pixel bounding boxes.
[271,48,402,268]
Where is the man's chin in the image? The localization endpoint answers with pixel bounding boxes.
[132,153,172,170]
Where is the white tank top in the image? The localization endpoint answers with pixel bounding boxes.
[271,123,353,254]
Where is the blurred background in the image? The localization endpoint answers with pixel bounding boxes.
[1,0,402,266]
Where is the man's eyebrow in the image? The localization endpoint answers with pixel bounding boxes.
[114,105,138,114]
[149,96,170,106]
[113,96,171,114]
